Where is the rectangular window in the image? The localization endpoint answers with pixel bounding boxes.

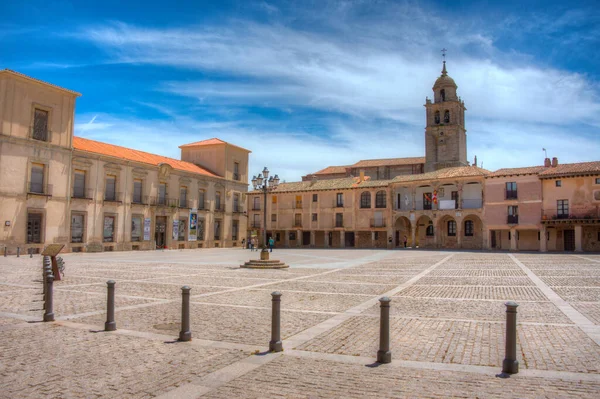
[271,213,277,222]
[178,218,186,241]
[507,205,519,224]
[451,191,459,209]
[313,194,318,202]
[426,224,434,236]
[74,170,86,198]
[232,220,239,240]
[33,108,49,141]
[555,180,562,187]
[133,179,142,203]
[312,213,317,222]
[447,220,456,236]
[233,162,240,181]
[103,215,115,242]
[197,218,205,241]
[335,213,343,227]
[215,191,222,211]
[253,196,260,210]
[272,195,277,204]
[464,220,474,236]
[179,186,187,208]
[71,213,84,243]
[336,193,344,207]
[158,183,167,205]
[105,175,116,201]
[557,199,569,219]
[596,178,600,184]
[233,193,240,212]
[131,216,142,242]
[294,214,302,227]
[30,163,45,193]
[295,195,302,209]
[423,192,432,210]
[506,182,518,199]
[198,189,205,210]
[253,214,260,227]
[214,220,221,240]
[27,213,43,243]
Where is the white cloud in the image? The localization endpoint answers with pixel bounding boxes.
[70,1,600,181]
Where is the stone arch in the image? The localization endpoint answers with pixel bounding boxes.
[416,215,434,248]
[444,109,450,123]
[462,214,483,249]
[434,111,440,124]
[394,216,411,248]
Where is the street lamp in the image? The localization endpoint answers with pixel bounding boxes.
[252,166,280,256]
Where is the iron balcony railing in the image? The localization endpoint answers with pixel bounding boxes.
[293,201,303,209]
[462,199,483,209]
[178,199,192,209]
[505,190,518,200]
[103,192,123,203]
[131,194,146,205]
[232,205,244,213]
[542,207,599,221]
[72,188,94,200]
[415,201,432,211]
[251,221,261,228]
[214,203,225,212]
[507,215,519,224]
[370,219,386,228]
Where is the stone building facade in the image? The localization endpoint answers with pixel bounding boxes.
[248,62,600,252]
[0,69,249,254]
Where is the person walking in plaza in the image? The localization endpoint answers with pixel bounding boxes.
[403,235,408,248]
[268,236,275,252]
[250,238,255,251]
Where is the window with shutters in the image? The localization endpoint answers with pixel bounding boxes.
[32,108,49,141]
[233,162,240,181]
[158,183,167,205]
[179,186,188,208]
[198,189,205,209]
[375,191,386,208]
[232,221,239,240]
[105,175,116,201]
[215,191,222,211]
[214,219,221,240]
[131,216,142,242]
[335,213,343,227]
[360,192,371,208]
[464,220,474,236]
[447,220,456,236]
[103,215,115,242]
[29,163,45,194]
[27,213,43,243]
[71,213,85,243]
[233,193,240,212]
[73,170,86,198]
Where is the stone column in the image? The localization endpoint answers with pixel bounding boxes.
[310,231,315,247]
[340,231,345,248]
[284,229,290,248]
[371,231,376,248]
[574,225,583,252]
[411,226,416,249]
[324,231,329,248]
[540,225,547,253]
[456,219,462,249]
[297,230,302,247]
[510,228,517,251]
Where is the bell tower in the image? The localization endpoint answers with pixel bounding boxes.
[424,53,467,172]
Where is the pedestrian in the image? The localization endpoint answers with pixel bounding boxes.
[250,238,255,251]
[241,238,245,249]
[403,235,408,248]
[268,236,274,252]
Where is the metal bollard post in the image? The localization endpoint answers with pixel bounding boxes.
[377,296,392,364]
[44,274,55,322]
[269,291,283,352]
[43,256,51,296]
[3,246,6,257]
[17,247,20,257]
[29,248,33,258]
[178,286,192,341]
[105,280,117,331]
[502,301,519,374]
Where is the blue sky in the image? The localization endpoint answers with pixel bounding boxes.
[2,0,599,182]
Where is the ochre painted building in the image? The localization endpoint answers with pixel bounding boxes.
[0,69,249,254]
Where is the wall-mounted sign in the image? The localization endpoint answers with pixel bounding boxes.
[143,218,151,241]
[4,221,10,227]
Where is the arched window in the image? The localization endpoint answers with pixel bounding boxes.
[447,220,456,236]
[426,225,434,236]
[440,89,446,101]
[434,111,440,124]
[375,191,387,208]
[444,110,450,123]
[464,220,474,236]
[360,192,371,208]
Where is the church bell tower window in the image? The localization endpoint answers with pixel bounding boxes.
[444,110,450,123]
[434,111,440,124]
[440,89,445,101]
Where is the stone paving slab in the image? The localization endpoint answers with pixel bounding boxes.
[303,273,414,285]
[427,269,527,277]
[0,322,249,399]
[296,316,600,372]
[75,302,331,346]
[540,277,600,287]
[417,276,535,286]
[202,355,600,399]
[553,287,600,302]
[196,289,370,312]
[149,275,282,288]
[397,285,548,301]
[361,297,573,324]
[58,281,226,300]
[262,280,397,295]
[572,302,600,325]
[533,269,600,277]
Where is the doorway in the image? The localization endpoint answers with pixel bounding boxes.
[344,232,355,247]
[155,216,167,248]
[564,229,575,251]
[491,230,497,249]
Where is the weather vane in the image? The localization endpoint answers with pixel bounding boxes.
[441,48,447,61]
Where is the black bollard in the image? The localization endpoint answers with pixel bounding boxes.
[17,247,20,257]
[269,291,283,352]
[3,246,6,257]
[377,297,392,364]
[29,248,33,258]
[44,274,55,322]
[105,280,116,331]
[502,301,519,374]
[179,286,191,341]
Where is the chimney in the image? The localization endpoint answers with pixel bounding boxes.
[474,155,478,167]
[359,170,365,182]
[544,158,551,167]
[551,157,558,167]
[310,175,318,186]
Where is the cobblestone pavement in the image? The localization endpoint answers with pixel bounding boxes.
[1,249,599,398]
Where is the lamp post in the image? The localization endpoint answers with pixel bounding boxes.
[251,167,280,258]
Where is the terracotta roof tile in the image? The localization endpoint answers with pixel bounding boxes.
[352,157,425,168]
[313,165,350,175]
[1,69,81,97]
[251,176,391,194]
[179,137,251,152]
[392,166,489,183]
[73,136,220,177]
[538,161,600,177]
[487,166,547,177]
